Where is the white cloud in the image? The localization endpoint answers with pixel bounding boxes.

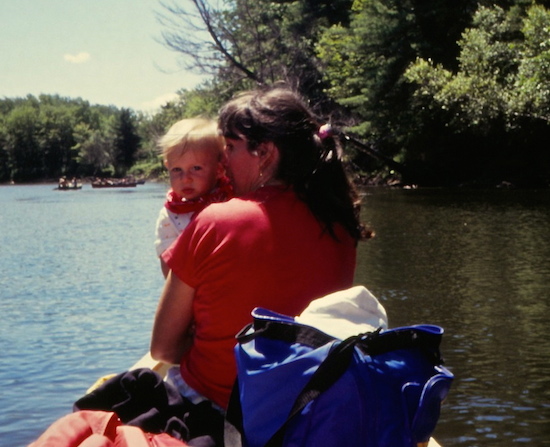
[64,52,91,64]
[139,92,179,112]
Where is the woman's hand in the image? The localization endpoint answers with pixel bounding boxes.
[150,271,195,364]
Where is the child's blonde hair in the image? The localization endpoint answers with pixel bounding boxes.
[158,118,225,165]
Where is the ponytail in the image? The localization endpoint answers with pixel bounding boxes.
[219,86,373,242]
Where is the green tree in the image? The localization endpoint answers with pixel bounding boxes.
[0,95,144,182]
[112,108,141,177]
[315,0,550,185]
[0,118,11,182]
[156,0,353,105]
[512,4,550,121]
[38,104,79,178]
[404,4,550,185]
[317,0,478,136]
[74,122,113,176]
[4,105,42,182]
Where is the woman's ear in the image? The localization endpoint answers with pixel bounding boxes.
[256,141,276,159]
[258,142,280,173]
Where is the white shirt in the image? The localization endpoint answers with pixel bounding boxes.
[154,207,193,256]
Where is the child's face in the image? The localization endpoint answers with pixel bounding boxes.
[167,149,223,200]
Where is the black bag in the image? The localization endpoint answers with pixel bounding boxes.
[75,368,224,446]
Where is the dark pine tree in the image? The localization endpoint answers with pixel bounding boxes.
[113,108,141,177]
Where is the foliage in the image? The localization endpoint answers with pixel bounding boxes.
[512,4,550,121]
[113,109,141,177]
[406,6,519,128]
[2,1,550,187]
[404,4,550,185]
[156,0,353,108]
[0,95,138,182]
[316,0,479,143]
[3,104,42,182]
[128,158,166,180]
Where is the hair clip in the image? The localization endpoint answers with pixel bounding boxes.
[317,124,332,140]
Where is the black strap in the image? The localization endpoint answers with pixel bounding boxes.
[224,380,245,447]
[237,319,443,363]
[356,327,444,364]
[225,380,244,435]
[264,335,360,447]
[236,319,336,348]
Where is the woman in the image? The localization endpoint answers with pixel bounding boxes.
[150,86,370,441]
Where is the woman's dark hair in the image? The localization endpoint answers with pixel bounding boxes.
[218,86,372,242]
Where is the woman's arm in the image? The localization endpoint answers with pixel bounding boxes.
[150,270,195,364]
[160,258,170,279]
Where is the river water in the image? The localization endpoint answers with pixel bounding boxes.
[1,183,549,446]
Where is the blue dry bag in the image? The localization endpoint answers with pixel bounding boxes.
[227,307,453,447]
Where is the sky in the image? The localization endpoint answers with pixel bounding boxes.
[1,0,207,113]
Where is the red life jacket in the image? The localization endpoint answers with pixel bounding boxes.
[29,410,188,447]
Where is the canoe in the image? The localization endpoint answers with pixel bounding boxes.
[56,177,83,190]
[91,181,137,188]
[55,184,82,190]
[130,352,173,378]
[87,352,442,447]
[85,352,172,394]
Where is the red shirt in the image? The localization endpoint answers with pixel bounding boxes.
[162,186,356,408]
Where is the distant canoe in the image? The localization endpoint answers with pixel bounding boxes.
[55,184,82,190]
[91,179,137,188]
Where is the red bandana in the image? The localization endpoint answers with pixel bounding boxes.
[164,176,234,215]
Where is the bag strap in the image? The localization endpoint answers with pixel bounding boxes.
[226,379,243,431]
[236,319,336,348]
[264,335,361,447]
[357,326,444,364]
[225,381,244,447]
[237,318,444,364]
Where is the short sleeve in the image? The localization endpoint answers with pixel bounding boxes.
[154,207,180,256]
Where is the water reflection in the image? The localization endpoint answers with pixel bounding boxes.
[1,184,549,446]
[355,187,550,446]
